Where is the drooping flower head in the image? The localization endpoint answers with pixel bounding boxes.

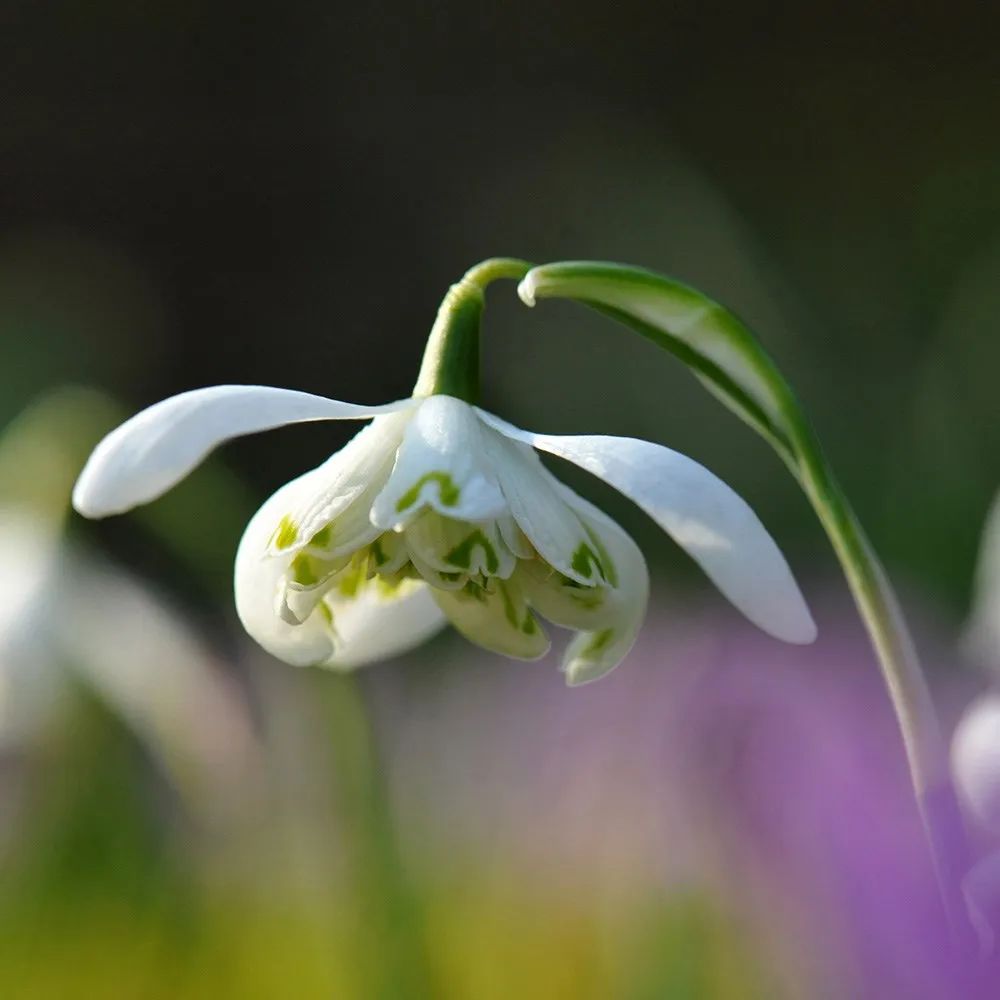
[73,259,815,683]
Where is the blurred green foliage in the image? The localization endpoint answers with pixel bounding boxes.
[0,1,997,996]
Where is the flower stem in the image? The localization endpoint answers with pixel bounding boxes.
[787,422,973,943]
[326,674,435,996]
[412,258,533,402]
[514,260,975,946]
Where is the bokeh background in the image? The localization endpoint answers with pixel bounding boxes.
[1,2,999,997]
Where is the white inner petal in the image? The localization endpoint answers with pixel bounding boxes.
[431,577,550,661]
[370,395,507,529]
[555,485,650,686]
[405,511,517,581]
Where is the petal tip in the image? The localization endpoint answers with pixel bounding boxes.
[788,596,819,644]
[769,605,818,645]
[796,617,819,645]
[563,656,619,687]
[564,669,610,688]
[71,472,114,520]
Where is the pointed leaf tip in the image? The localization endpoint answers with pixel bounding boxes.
[517,273,539,307]
[514,262,803,459]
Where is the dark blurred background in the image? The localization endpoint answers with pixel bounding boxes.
[1,3,999,997]
[3,0,998,603]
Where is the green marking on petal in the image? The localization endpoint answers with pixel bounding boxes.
[571,542,606,582]
[376,561,420,589]
[374,575,406,597]
[273,515,299,550]
[291,554,320,587]
[396,471,461,513]
[494,581,538,635]
[584,526,618,588]
[336,551,370,598]
[371,537,388,566]
[309,524,333,549]
[568,587,606,610]
[556,572,605,606]
[444,528,500,574]
[317,602,334,625]
[497,582,519,628]
[582,628,615,656]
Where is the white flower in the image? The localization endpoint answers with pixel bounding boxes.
[950,490,1000,951]
[0,505,256,814]
[74,384,815,685]
[953,693,1000,833]
[953,491,1000,831]
[0,389,256,813]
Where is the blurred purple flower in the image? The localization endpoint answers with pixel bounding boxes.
[380,588,997,997]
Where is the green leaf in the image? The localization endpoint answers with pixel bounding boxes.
[517,258,972,941]
[518,261,808,468]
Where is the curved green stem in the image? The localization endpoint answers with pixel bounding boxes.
[326,674,435,997]
[791,425,972,940]
[517,261,973,943]
[413,258,533,401]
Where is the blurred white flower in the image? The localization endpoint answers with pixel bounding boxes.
[953,492,1000,829]
[949,489,1000,950]
[953,694,1000,834]
[0,391,255,814]
[74,384,815,685]
[0,506,65,744]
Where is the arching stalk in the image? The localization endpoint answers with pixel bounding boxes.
[515,260,972,943]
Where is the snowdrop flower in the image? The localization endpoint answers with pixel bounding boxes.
[74,260,815,685]
[0,390,255,810]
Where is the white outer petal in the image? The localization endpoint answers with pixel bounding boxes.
[73,384,414,518]
[370,395,507,529]
[236,468,338,667]
[327,582,448,670]
[478,411,816,645]
[236,467,446,669]
[273,411,411,557]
